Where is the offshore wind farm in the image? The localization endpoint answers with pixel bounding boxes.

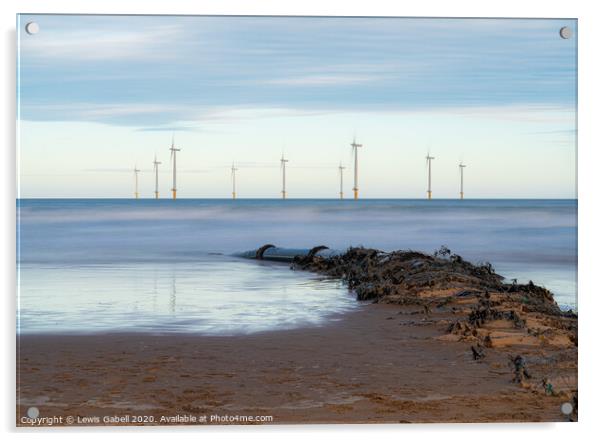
[133,137,469,200]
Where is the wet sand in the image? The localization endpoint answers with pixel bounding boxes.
[17,303,576,425]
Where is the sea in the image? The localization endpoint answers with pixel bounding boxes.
[16,199,577,335]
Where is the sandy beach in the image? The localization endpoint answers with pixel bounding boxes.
[17,299,576,426]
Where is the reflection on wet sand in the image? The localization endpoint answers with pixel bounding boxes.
[18,257,357,335]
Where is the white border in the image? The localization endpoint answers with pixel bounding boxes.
[2,1,601,440]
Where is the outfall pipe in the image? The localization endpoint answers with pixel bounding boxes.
[237,244,341,262]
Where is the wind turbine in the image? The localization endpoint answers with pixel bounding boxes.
[153,154,161,199]
[351,137,363,200]
[231,162,238,200]
[459,162,467,200]
[338,162,345,199]
[280,154,289,199]
[169,136,181,200]
[133,166,140,199]
[426,154,435,200]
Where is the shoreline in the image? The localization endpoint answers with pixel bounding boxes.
[17,300,576,425]
[15,305,360,338]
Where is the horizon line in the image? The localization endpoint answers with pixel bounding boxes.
[15,197,578,201]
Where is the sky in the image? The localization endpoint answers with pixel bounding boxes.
[17,15,577,198]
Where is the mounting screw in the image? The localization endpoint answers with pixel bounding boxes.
[561,402,573,415]
[559,26,572,39]
[25,22,39,35]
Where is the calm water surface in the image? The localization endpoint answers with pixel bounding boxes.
[17,199,577,334]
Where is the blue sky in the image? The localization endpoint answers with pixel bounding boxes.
[17,15,577,198]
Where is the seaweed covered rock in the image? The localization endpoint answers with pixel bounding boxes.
[292,245,576,351]
[292,246,565,315]
[293,246,506,303]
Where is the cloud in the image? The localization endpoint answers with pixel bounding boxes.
[264,73,391,87]
[440,104,575,124]
[18,15,576,128]
[136,126,200,132]
[20,102,327,127]
[20,101,576,131]
[21,102,199,126]
[20,23,186,62]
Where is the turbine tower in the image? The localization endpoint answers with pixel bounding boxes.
[133,166,140,199]
[169,136,181,200]
[153,155,161,199]
[351,137,363,200]
[459,162,467,200]
[338,162,345,199]
[426,154,435,200]
[231,162,238,200]
[280,155,289,199]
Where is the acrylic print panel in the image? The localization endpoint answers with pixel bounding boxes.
[16,14,577,426]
